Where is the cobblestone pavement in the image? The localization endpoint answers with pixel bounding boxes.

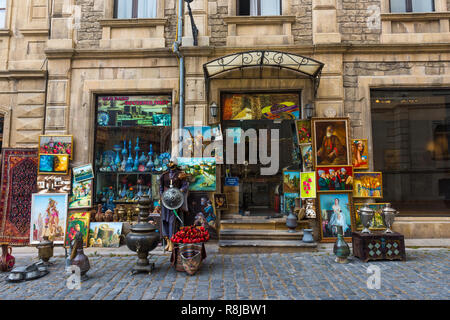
[0,249,448,300]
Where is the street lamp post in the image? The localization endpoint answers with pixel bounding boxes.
[184,0,199,46]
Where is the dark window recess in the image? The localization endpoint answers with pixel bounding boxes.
[237,0,281,16]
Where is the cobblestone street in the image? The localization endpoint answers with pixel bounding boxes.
[0,249,448,300]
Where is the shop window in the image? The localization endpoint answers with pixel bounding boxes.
[0,0,6,28]
[389,0,435,13]
[371,89,450,216]
[238,0,281,16]
[94,95,172,208]
[114,0,157,19]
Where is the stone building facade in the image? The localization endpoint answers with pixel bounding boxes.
[1,0,449,240]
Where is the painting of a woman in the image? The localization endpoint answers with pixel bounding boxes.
[352,139,369,169]
[318,193,354,242]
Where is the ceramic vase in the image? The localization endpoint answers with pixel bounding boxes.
[0,242,15,272]
[302,229,314,243]
[333,225,350,264]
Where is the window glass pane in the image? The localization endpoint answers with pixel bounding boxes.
[390,0,407,12]
[0,10,5,28]
[412,0,434,12]
[116,0,132,19]
[0,0,6,9]
[138,0,157,18]
[371,89,450,216]
[249,0,258,16]
[260,0,280,15]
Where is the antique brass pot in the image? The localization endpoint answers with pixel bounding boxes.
[36,236,54,264]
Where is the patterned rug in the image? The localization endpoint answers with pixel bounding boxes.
[0,149,38,245]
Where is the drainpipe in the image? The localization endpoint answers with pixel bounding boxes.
[173,0,185,157]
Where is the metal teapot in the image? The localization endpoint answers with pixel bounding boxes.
[381,203,398,233]
[357,205,375,234]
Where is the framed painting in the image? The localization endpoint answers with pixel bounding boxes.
[73,164,94,183]
[300,144,313,171]
[295,120,312,144]
[38,154,69,175]
[312,118,351,167]
[316,166,353,192]
[300,172,316,199]
[37,174,72,194]
[213,193,228,210]
[69,179,92,209]
[64,211,90,247]
[353,203,388,231]
[39,135,73,160]
[283,170,300,194]
[88,222,123,248]
[284,193,299,214]
[353,172,383,198]
[30,193,68,245]
[318,192,355,243]
[177,157,216,191]
[186,192,218,239]
[352,139,369,170]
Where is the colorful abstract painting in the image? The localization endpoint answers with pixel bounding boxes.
[0,149,38,245]
[300,172,316,199]
[65,211,90,247]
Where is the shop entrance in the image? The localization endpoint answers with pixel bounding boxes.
[220,92,301,218]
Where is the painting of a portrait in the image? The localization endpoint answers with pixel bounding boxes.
[354,203,388,231]
[30,193,68,245]
[352,139,369,170]
[300,144,313,171]
[187,193,217,239]
[316,166,353,192]
[312,118,350,166]
[353,172,383,198]
[213,193,228,210]
[318,193,354,242]
[283,171,300,194]
[295,120,312,144]
[65,211,90,247]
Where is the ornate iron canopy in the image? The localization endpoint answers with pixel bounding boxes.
[203,50,324,96]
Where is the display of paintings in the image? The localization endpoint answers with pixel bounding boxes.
[88,222,123,248]
[69,179,92,209]
[318,192,354,242]
[38,154,69,175]
[353,203,388,231]
[316,166,353,192]
[312,118,350,166]
[213,193,228,210]
[97,95,172,127]
[177,157,216,191]
[73,164,94,183]
[300,144,313,171]
[300,172,316,199]
[283,171,300,194]
[284,193,298,214]
[64,211,90,247]
[295,120,312,144]
[187,193,217,239]
[30,193,68,245]
[39,135,73,160]
[352,139,369,170]
[353,172,383,198]
[222,92,301,120]
[37,174,71,194]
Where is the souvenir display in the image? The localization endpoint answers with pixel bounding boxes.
[30,193,68,245]
[222,92,301,120]
[352,139,369,170]
[39,135,73,160]
[73,164,94,183]
[0,149,38,245]
[69,179,92,209]
[64,211,90,247]
[37,174,71,194]
[312,118,350,166]
[300,144,313,171]
[300,172,316,198]
[89,222,123,248]
[316,166,353,192]
[177,157,216,191]
[353,172,383,198]
[317,192,354,243]
[213,193,228,210]
[295,120,312,144]
[283,171,300,194]
[354,203,388,232]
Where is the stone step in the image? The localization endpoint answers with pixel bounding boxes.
[219,239,318,254]
[220,228,303,241]
[220,218,310,231]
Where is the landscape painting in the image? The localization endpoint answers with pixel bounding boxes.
[89,222,123,248]
[283,171,300,194]
[177,157,216,191]
[69,179,92,209]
